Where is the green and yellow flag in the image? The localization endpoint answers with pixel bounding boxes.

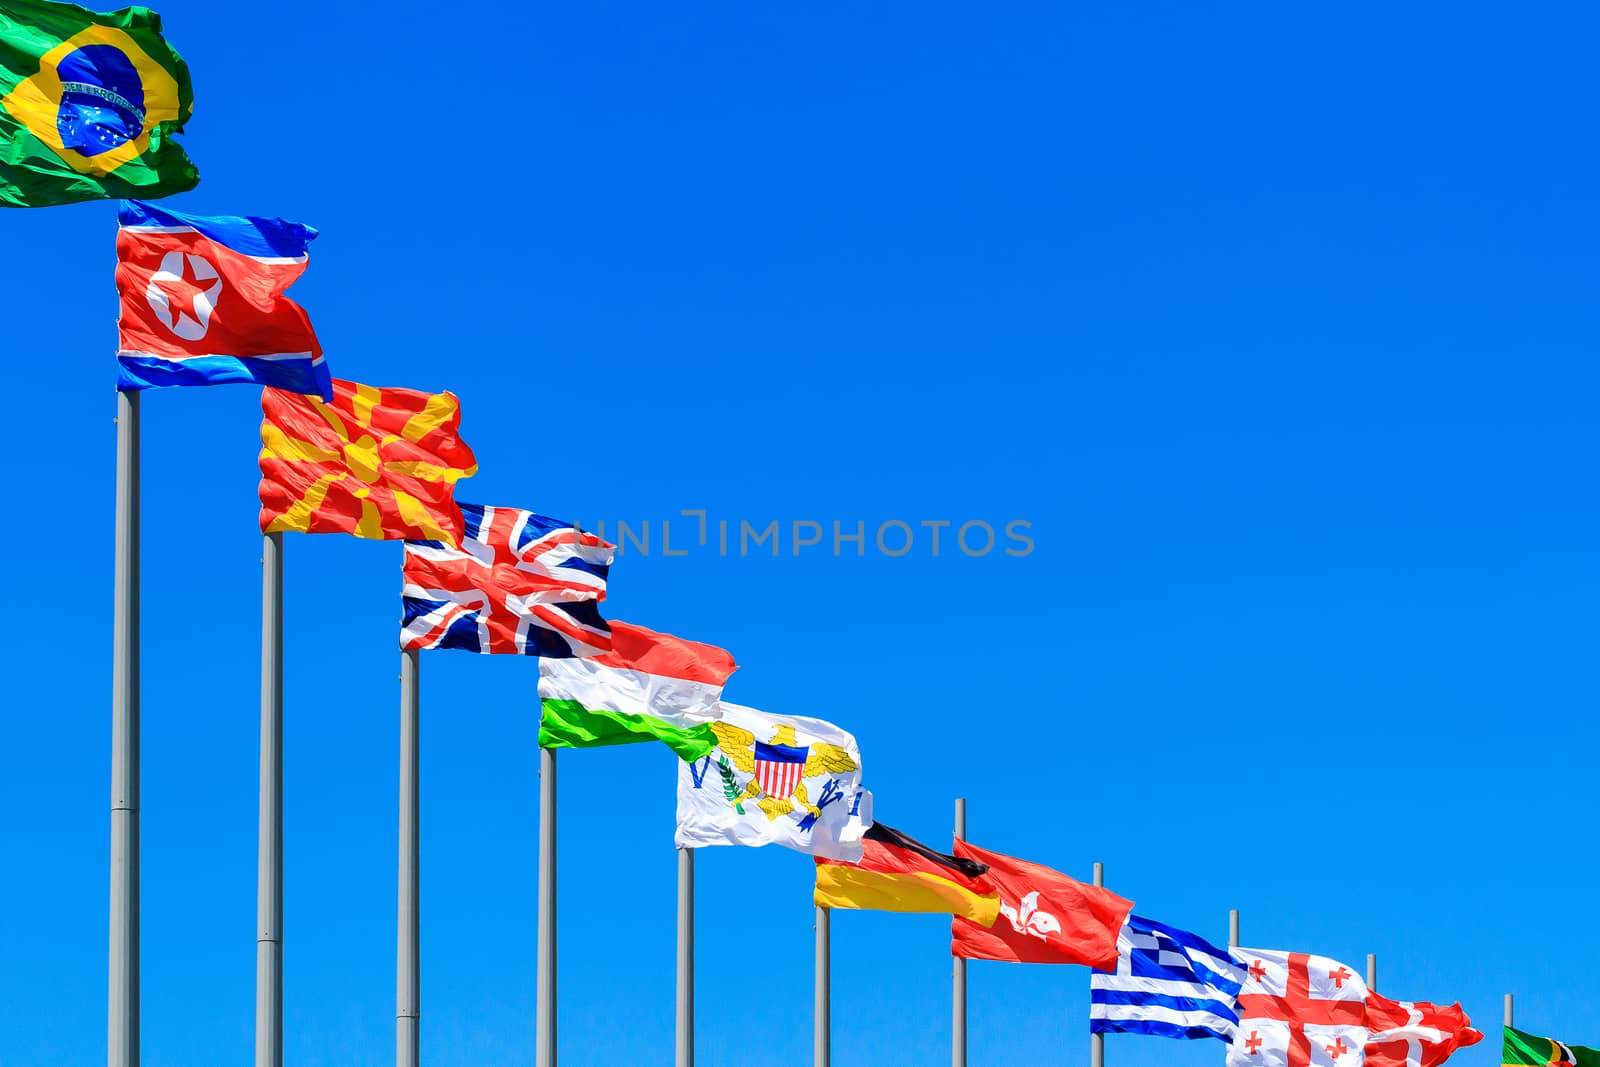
[0,0,197,207]
[1504,1024,1600,1066]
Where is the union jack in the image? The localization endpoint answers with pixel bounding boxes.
[401,503,614,657]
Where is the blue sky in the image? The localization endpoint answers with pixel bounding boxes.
[3,1,1598,1064]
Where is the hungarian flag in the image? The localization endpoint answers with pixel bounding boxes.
[537,622,735,761]
[814,823,1000,925]
[1503,1026,1600,1066]
[259,379,477,543]
[1226,948,1481,1067]
[1,0,198,207]
[117,201,328,397]
[949,841,1131,969]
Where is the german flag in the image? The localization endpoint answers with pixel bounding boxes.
[814,823,1000,926]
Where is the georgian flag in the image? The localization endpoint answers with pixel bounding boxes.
[1227,948,1481,1067]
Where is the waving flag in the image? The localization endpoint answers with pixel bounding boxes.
[402,504,613,658]
[676,703,871,861]
[1366,995,1481,1067]
[538,622,735,760]
[1091,914,1243,1042]
[1227,949,1480,1067]
[259,380,476,542]
[951,841,1132,969]
[117,201,327,397]
[1503,1026,1600,1066]
[814,823,1000,924]
[1,0,198,207]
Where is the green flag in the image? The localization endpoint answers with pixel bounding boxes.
[0,0,197,207]
[1504,1024,1600,1066]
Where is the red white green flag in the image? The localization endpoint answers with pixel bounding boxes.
[537,622,735,761]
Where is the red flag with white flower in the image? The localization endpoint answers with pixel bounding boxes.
[948,840,1132,969]
[1226,948,1481,1067]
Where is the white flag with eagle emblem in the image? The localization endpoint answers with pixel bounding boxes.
[675,702,872,861]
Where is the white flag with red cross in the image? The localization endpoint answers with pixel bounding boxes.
[1363,995,1483,1067]
[1226,949,1481,1067]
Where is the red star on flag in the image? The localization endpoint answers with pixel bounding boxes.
[150,255,219,326]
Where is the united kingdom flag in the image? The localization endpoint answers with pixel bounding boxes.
[400,503,614,658]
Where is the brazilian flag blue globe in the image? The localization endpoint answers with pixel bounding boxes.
[0,0,198,207]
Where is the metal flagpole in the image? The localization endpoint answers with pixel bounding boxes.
[109,389,140,1067]
[536,746,557,1067]
[397,648,420,1067]
[952,798,966,1067]
[1090,862,1104,1067]
[1503,993,1512,1028]
[676,845,693,1067]
[257,531,284,1067]
[814,904,830,1067]
[1228,909,1240,951]
[1365,954,1376,992]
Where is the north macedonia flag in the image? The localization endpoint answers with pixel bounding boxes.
[259,379,477,544]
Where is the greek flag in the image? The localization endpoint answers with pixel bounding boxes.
[1090,914,1243,1042]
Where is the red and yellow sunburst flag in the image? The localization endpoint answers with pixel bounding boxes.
[259,378,478,544]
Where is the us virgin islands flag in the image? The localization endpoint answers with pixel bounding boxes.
[1090,914,1244,1042]
[676,703,871,861]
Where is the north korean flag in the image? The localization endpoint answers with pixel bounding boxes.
[115,200,331,400]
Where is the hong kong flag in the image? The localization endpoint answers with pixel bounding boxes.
[949,840,1132,969]
[115,200,331,399]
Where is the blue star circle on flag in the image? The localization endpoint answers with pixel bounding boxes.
[55,44,146,156]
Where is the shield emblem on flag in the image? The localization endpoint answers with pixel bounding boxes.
[753,738,808,799]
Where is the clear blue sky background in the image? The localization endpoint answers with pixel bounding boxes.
[2,1,1597,1064]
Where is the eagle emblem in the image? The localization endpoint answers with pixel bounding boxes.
[709,720,858,824]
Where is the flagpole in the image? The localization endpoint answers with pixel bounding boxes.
[1503,993,1512,1028]
[952,798,966,1067]
[1365,953,1375,992]
[109,388,140,1067]
[537,746,556,1067]
[397,648,420,1067]
[1089,862,1104,1067]
[814,904,830,1067]
[1228,909,1239,951]
[257,531,283,1067]
[675,845,692,1067]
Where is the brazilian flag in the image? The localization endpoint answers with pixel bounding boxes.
[0,0,197,207]
[1504,1025,1600,1066]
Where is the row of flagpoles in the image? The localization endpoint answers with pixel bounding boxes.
[90,205,1580,1067]
[0,24,1572,1067]
[2,3,1589,1064]
[75,193,1590,1067]
[92,196,1112,1066]
[82,194,1598,1067]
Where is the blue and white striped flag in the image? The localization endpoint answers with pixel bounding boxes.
[1090,914,1244,1042]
